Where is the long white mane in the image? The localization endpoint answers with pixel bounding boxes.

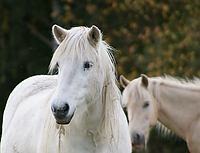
[49,26,121,146]
[148,75,200,88]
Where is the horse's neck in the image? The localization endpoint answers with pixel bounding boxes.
[74,97,104,131]
[155,82,200,139]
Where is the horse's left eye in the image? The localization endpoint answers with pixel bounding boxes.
[83,61,93,70]
[143,101,149,108]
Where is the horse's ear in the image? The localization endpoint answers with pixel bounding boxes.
[120,75,130,88]
[141,74,148,88]
[87,25,101,47]
[52,25,68,44]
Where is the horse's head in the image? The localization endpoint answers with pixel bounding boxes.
[120,74,158,150]
[50,25,106,124]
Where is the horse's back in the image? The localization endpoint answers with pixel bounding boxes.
[2,75,57,133]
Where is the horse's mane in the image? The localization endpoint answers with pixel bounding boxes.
[124,75,200,108]
[99,44,121,145]
[153,75,200,89]
[48,26,121,147]
[122,77,147,107]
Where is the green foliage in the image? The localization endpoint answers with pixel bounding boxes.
[0,0,199,152]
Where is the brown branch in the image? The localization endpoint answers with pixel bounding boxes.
[21,20,53,48]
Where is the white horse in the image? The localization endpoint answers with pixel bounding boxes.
[120,74,200,153]
[1,25,131,153]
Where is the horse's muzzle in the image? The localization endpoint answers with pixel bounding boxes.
[51,101,75,124]
[55,111,75,124]
[131,133,145,150]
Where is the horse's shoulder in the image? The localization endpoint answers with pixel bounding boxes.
[7,74,57,108]
[7,75,57,101]
[14,74,57,94]
[20,75,57,88]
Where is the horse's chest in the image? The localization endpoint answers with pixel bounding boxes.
[42,127,101,153]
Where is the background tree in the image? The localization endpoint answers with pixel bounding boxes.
[1,0,199,152]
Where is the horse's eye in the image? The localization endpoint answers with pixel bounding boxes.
[83,61,93,70]
[143,101,149,108]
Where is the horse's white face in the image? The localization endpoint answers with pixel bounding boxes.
[120,74,158,150]
[50,25,104,124]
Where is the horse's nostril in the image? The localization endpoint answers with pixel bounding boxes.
[51,103,56,113]
[51,102,69,115]
[63,103,69,114]
[133,133,141,140]
[136,134,140,140]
